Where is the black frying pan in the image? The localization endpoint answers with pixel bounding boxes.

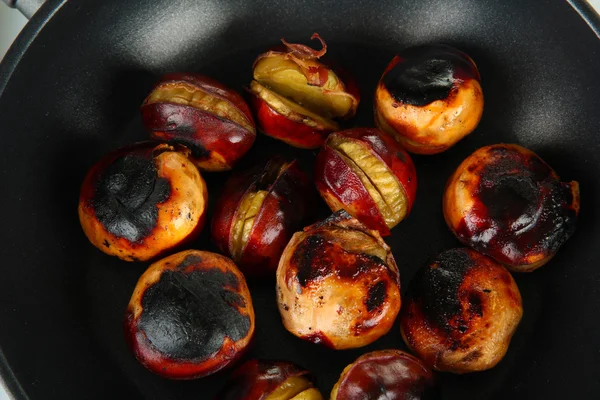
[1,0,599,398]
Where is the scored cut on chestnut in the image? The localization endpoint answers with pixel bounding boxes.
[124,250,255,379]
[211,157,311,276]
[276,210,401,350]
[443,143,580,272]
[374,44,484,154]
[141,73,256,171]
[400,248,523,374]
[78,142,208,262]
[214,359,323,400]
[249,33,360,149]
[315,127,417,236]
[330,350,437,400]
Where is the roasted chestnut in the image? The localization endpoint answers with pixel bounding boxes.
[400,248,523,374]
[249,34,359,148]
[374,44,484,154]
[214,359,323,400]
[211,157,311,276]
[124,250,255,379]
[276,211,401,349]
[78,143,207,262]
[443,144,580,272]
[315,128,417,235]
[331,350,437,400]
[141,73,256,171]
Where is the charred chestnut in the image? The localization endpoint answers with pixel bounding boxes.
[215,359,323,400]
[249,34,359,148]
[400,248,523,373]
[331,350,437,400]
[211,157,311,276]
[276,211,401,350]
[315,128,417,236]
[124,250,255,379]
[375,44,484,154]
[141,73,256,171]
[78,143,207,262]
[443,144,580,272]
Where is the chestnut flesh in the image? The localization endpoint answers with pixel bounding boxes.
[141,73,256,171]
[400,248,523,373]
[315,128,417,235]
[124,250,255,379]
[211,157,312,275]
[375,44,484,154]
[276,210,401,350]
[331,350,437,400]
[443,143,580,272]
[78,142,207,262]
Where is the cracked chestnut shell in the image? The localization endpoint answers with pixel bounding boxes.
[211,157,311,276]
[141,73,256,171]
[124,250,255,379]
[315,128,417,236]
[249,34,359,148]
[400,248,523,374]
[443,144,580,272]
[214,359,323,400]
[330,350,437,400]
[276,210,401,350]
[375,44,484,154]
[78,143,207,262]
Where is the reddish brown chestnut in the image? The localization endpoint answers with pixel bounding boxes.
[249,34,359,148]
[276,211,401,350]
[211,157,311,275]
[78,142,207,262]
[141,73,256,171]
[400,248,523,374]
[375,44,484,154]
[330,350,437,400]
[443,144,580,272]
[214,359,323,400]
[315,128,417,236]
[124,250,255,379]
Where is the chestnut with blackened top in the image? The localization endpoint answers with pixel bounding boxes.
[78,143,207,262]
[375,44,484,154]
[330,350,437,400]
[214,359,323,400]
[124,250,255,379]
[276,210,401,350]
[141,73,256,171]
[211,157,311,276]
[400,248,523,374]
[249,34,360,148]
[315,128,417,236]
[443,144,580,272]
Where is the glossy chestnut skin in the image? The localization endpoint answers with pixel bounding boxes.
[375,44,484,154]
[276,210,401,350]
[400,248,523,374]
[124,250,255,379]
[211,157,311,275]
[443,144,580,272]
[78,142,207,262]
[214,359,323,400]
[315,128,417,236]
[331,350,437,400]
[141,73,256,171]
[249,34,359,148]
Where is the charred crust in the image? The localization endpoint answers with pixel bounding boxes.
[366,280,387,312]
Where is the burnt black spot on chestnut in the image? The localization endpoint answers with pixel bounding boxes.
[366,280,387,312]
[295,234,327,287]
[92,150,170,243]
[303,332,335,348]
[382,45,478,107]
[138,267,250,361]
[176,254,203,270]
[468,293,483,317]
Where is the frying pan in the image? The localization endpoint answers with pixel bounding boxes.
[1,0,599,398]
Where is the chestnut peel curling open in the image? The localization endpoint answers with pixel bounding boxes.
[276,211,401,350]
